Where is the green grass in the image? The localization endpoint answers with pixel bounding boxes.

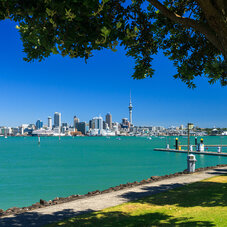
[46,175,227,226]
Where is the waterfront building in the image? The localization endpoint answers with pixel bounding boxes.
[77,122,89,135]
[105,113,112,129]
[0,127,11,135]
[103,121,108,130]
[12,127,20,136]
[103,121,106,130]
[62,123,68,127]
[89,120,92,129]
[53,127,61,135]
[24,125,34,135]
[48,116,52,129]
[36,120,43,129]
[121,118,130,130]
[122,118,128,126]
[28,124,36,130]
[68,126,75,132]
[61,126,67,134]
[128,91,133,124]
[19,124,29,135]
[74,116,80,129]
[92,116,103,130]
[54,112,61,128]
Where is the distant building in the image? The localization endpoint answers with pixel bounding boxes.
[61,126,67,133]
[20,124,29,135]
[0,127,11,135]
[28,124,36,130]
[12,127,20,136]
[62,123,68,127]
[77,122,89,135]
[122,118,128,125]
[48,116,52,129]
[103,121,108,130]
[89,120,92,129]
[73,116,80,129]
[92,116,103,130]
[105,113,112,129]
[121,118,130,129]
[36,120,43,129]
[54,112,61,128]
[211,128,219,136]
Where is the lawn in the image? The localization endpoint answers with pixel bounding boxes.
[46,175,227,226]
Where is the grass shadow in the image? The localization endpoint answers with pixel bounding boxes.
[47,210,215,226]
[0,209,94,227]
[207,168,227,175]
[120,175,227,208]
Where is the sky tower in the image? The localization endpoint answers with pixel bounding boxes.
[128,91,133,124]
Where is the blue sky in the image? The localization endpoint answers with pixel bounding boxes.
[0,19,226,128]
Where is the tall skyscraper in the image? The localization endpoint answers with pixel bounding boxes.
[54,112,61,128]
[36,120,43,129]
[73,116,80,129]
[92,116,103,130]
[128,91,133,124]
[48,116,52,129]
[105,113,112,129]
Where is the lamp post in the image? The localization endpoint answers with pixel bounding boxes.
[187,123,194,155]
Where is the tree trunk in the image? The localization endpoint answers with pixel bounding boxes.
[147,0,227,61]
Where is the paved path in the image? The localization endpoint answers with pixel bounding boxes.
[1,167,227,227]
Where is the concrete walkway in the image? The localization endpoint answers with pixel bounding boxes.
[1,167,227,227]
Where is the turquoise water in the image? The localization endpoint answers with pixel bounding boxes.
[0,136,226,210]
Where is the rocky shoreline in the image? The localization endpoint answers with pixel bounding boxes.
[1,164,227,217]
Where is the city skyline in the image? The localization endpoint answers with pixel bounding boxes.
[0,20,226,128]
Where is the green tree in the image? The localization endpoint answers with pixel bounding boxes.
[0,0,226,87]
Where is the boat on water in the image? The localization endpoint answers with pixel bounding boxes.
[116,137,121,140]
[147,137,152,140]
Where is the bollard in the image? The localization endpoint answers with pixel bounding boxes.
[198,138,204,152]
[38,136,40,145]
[195,137,197,146]
[199,143,204,152]
[175,138,179,150]
[190,145,193,152]
[217,147,221,153]
[187,154,197,173]
[166,144,170,149]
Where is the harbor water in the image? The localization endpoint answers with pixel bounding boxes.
[0,136,226,210]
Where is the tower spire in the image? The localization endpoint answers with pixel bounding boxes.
[130,90,132,104]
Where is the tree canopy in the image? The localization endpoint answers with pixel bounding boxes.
[0,0,226,87]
